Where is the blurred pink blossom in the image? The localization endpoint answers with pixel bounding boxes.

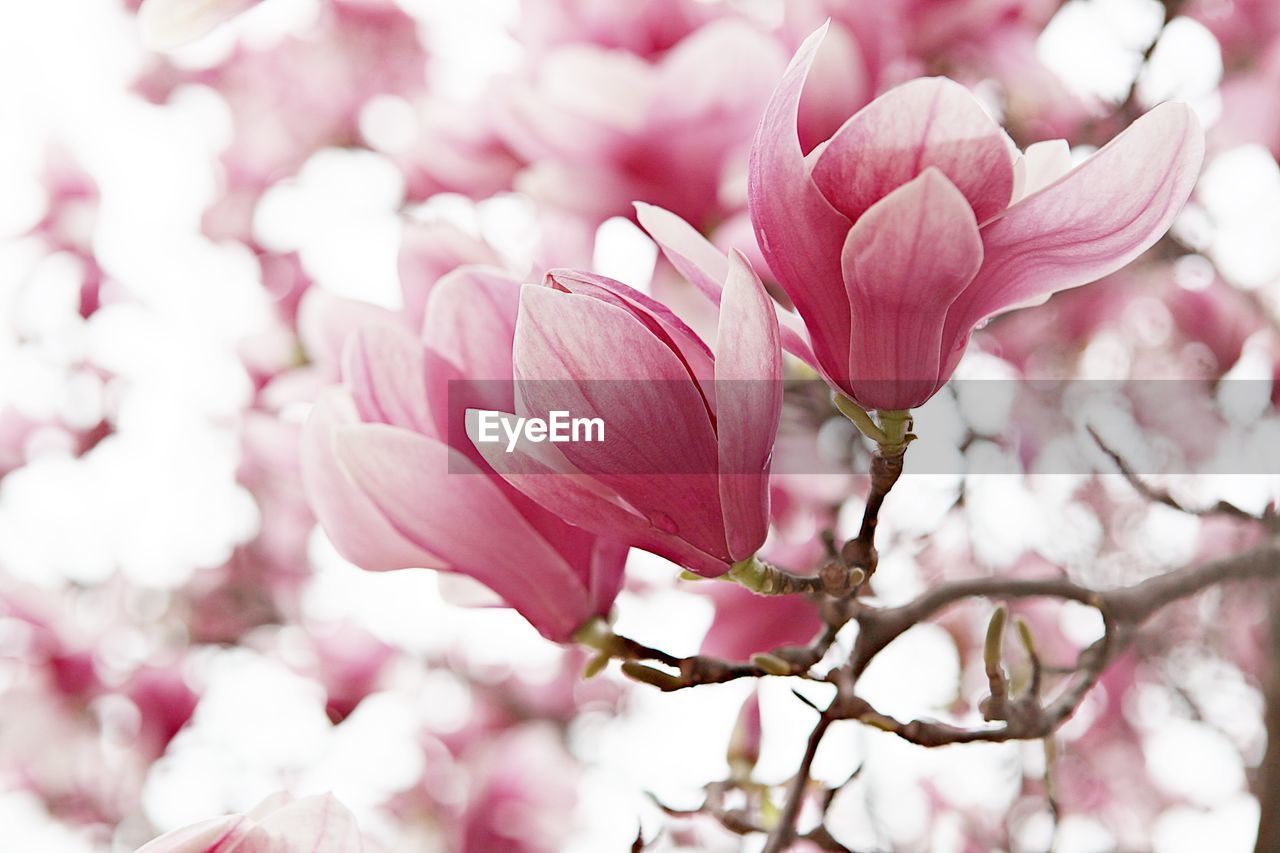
[452,727,579,853]
[137,1,426,243]
[514,0,719,60]
[397,221,501,332]
[135,792,365,852]
[700,581,822,661]
[491,19,787,229]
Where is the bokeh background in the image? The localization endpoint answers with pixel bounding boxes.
[1,0,1279,850]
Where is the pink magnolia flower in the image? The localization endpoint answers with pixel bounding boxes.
[1167,277,1267,375]
[135,792,363,852]
[515,0,720,60]
[299,622,396,723]
[1214,43,1280,157]
[125,664,201,761]
[491,19,787,229]
[471,254,781,577]
[452,728,579,853]
[392,96,523,204]
[897,0,1060,59]
[748,25,1205,411]
[1186,0,1280,59]
[700,581,822,661]
[301,268,627,641]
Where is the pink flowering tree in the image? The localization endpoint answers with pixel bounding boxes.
[1,1,1279,852]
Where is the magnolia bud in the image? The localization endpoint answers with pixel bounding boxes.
[726,691,762,779]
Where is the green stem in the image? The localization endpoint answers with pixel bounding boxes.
[831,394,914,456]
[728,555,824,595]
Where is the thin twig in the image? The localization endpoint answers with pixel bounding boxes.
[1088,426,1260,522]
[763,710,834,853]
[1254,580,1280,853]
[615,620,846,691]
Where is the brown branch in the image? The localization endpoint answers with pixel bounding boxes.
[1088,426,1260,522]
[1254,582,1280,853]
[840,447,906,582]
[847,631,1115,747]
[724,405,912,605]
[1103,542,1280,622]
[848,575,1098,677]
[668,541,1279,850]
[600,632,683,668]
[763,710,834,853]
[848,540,1278,678]
[637,400,1274,840]
[616,621,846,691]
[834,541,1278,751]
[648,784,765,837]
[800,825,856,852]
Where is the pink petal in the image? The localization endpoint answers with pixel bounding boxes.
[422,348,467,457]
[419,274,619,596]
[297,290,400,376]
[469,419,729,577]
[810,77,1015,225]
[635,202,820,368]
[449,397,623,616]
[244,792,294,820]
[334,422,594,640]
[422,266,524,452]
[342,325,433,436]
[544,269,718,413]
[700,581,824,660]
[714,252,782,561]
[747,24,856,383]
[514,284,729,562]
[634,201,727,303]
[491,47,652,163]
[649,19,788,138]
[135,816,247,853]
[941,102,1205,369]
[422,266,522,384]
[496,460,626,614]
[587,538,631,616]
[515,160,639,224]
[252,793,363,853]
[842,169,983,410]
[301,391,444,572]
[398,221,498,333]
[793,20,871,153]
